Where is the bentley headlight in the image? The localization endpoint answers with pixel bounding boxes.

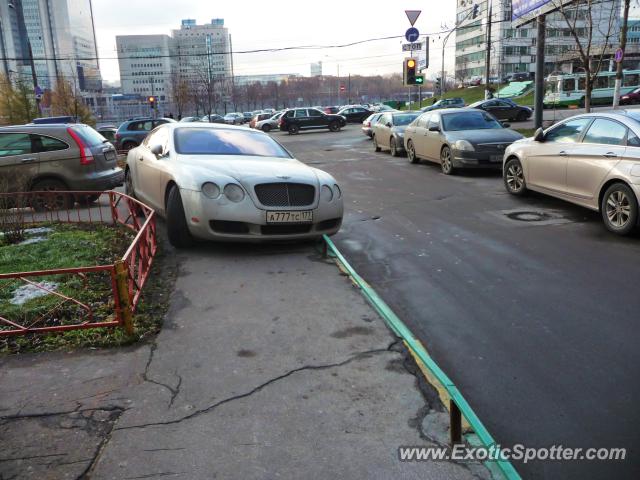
[333,184,342,199]
[454,140,475,151]
[223,183,245,202]
[321,185,333,202]
[202,182,220,199]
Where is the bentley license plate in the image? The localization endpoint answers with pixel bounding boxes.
[490,154,503,162]
[267,210,313,223]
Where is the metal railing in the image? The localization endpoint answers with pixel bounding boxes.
[0,191,156,337]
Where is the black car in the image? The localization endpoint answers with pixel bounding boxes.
[468,98,532,122]
[420,97,465,112]
[279,108,347,134]
[338,106,372,123]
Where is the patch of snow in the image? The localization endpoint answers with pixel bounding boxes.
[18,236,47,245]
[10,282,59,305]
[24,227,53,235]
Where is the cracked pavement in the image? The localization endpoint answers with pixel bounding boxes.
[0,238,490,480]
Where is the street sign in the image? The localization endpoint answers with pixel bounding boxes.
[615,48,624,63]
[405,10,421,26]
[418,37,429,71]
[405,27,420,43]
[402,42,423,52]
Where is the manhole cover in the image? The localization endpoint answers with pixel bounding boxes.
[505,211,553,222]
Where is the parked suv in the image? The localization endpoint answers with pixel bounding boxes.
[114,117,176,152]
[0,123,123,205]
[279,108,347,134]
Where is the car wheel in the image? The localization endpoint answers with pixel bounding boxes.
[166,185,194,248]
[262,124,272,132]
[125,167,136,198]
[329,121,341,132]
[30,178,73,212]
[390,137,399,157]
[503,158,527,196]
[288,124,299,135]
[407,140,419,164]
[122,141,137,153]
[601,183,638,235]
[373,135,381,152]
[516,111,528,122]
[440,146,455,175]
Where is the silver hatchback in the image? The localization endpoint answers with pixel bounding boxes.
[503,112,640,235]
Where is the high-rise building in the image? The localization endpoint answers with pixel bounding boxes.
[0,0,102,92]
[172,18,231,88]
[116,35,173,101]
[310,61,322,77]
[454,0,621,83]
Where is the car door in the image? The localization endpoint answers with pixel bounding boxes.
[31,133,78,184]
[526,117,593,193]
[481,100,503,119]
[565,118,628,201]
[377,114,392,148]
[0,132,39,192]
[423,113,442,161]
[133,127,169,210]
[307,108,325,127]
[293,109,309,129]
[411,113,430,156]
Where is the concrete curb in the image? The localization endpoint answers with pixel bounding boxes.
[323,234,521,480]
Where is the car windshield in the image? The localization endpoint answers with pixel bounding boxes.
[392,113,419,126]
[442,112,502,131]
[174,128,292,158]
[70,125,107,146]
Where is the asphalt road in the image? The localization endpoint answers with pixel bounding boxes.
[274,125,640,480]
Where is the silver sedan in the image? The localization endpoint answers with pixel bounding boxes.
[503,112,640,235]
[125,123,343,247]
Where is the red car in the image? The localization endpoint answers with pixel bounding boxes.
[620,87,640,105]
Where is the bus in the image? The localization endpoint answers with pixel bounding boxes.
[543,69,640,108]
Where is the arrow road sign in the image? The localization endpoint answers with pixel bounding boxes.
[405,10,421,26]
[405,27,420,43]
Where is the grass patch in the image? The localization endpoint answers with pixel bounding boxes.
[403,84,535,110]
[513,128,537,137]
[0,223,176,354]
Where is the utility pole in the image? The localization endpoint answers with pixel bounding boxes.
[484,1,492,100]
[229,34,236,111]
[613,0,630,109]
[27,39,41,115]
[534,15,545,129]
[348,73,351,104]
[149,76,156,118]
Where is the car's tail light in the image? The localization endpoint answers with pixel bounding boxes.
[279,118,284,126]
[115,132,121,140]
[365,121,371,127]
[67,127,95,166]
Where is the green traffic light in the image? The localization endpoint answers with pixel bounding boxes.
[415,77,424,85]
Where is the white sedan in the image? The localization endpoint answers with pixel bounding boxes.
[124,123,343,247]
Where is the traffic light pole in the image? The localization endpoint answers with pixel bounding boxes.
[534,15,545,129]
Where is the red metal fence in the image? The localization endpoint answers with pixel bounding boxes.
[0,191,157,336]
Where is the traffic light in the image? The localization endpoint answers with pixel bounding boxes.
[148,96,157,108]
[472,4,479,18]
[404,57,417,85]
[435,77,441,91]
[415,74,424,85]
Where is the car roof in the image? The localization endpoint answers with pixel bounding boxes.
[0,123,85,130]
[165,122,268,134]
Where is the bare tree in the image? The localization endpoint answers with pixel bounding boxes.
[169,73,190,119]
[554,0,620,112]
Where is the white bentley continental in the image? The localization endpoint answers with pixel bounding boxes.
[124,123,343,247]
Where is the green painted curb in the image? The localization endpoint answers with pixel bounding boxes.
[323,234,521,480]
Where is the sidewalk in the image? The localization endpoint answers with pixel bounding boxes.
[0,239,489,479]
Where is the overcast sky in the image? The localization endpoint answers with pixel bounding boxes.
[91,0,457,83]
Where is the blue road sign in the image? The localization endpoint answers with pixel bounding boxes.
[405,27,419,43]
